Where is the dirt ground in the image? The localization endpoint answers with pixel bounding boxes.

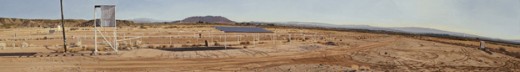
[0,25,519,72]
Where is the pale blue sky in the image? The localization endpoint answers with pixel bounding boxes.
[0,0,519,39]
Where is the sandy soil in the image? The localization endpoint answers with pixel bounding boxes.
[0,25,519,72]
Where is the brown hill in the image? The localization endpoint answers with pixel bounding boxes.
[0,18,134,28]
[180,16,234,24]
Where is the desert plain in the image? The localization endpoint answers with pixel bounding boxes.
[0,24,519,72]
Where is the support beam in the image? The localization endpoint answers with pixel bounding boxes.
[114,23,118,52]
[95,28,115,51]
[93,7,98,54]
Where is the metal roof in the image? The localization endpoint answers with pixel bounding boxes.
[215,26,273,33]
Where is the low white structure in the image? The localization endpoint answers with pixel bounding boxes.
[93,5,118,54]
[480,41,486,50]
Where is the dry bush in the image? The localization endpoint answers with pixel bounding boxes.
[132,40,144,48]
[161,45,168,48]
[169,45,175,48]
[163,26,178,29]
[497,47,507,53]
[290,37,297,40]
[258,42,265,44]
[147,45,155,48]
[214,41,221,46]
[240,41,250,45]
[69,27,79,31]
[69,41,82,48]
[192,44,204,47]
[118,41,131,49]
[83,46,93,51]
[181,44,191,47]
[509,52,520,58]
[153,45,162,49]
[9,43,17,47]
[139,26,147,29]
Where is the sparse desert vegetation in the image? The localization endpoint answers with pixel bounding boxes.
[0,22,519,71]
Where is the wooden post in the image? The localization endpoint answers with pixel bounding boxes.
[60,0,67,52]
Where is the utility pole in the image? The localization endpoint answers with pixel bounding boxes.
[60,0,68,52]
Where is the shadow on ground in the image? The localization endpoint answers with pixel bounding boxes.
[158,47,240,51]
[0,52,37,57]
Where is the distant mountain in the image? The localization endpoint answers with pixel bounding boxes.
[180,16,234,24]
[270,22,478,36]
[277,22,400,31]
[0,17,134,28]
[512,40,520,43]
[131,18,168,23]
[0,17,86,28]
[389,27,481,38]
[259,21,520,44]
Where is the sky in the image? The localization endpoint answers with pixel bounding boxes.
[0,0,519,40]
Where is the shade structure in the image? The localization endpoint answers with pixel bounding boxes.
[93,5,118,54]
[95,5,116,27]
[215,26,273,33]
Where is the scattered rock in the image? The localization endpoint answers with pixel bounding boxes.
[21,42,29,48]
